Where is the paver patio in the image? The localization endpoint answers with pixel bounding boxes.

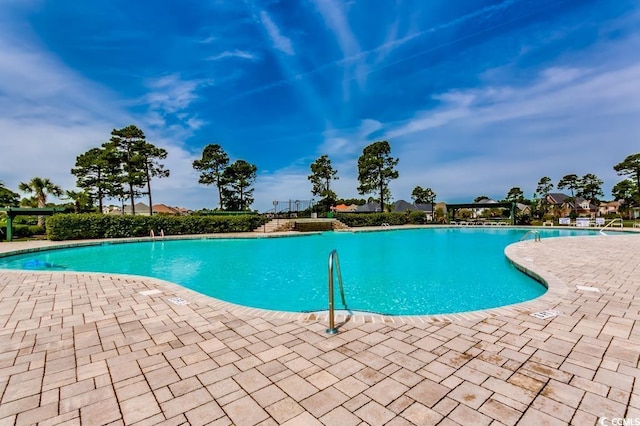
[1,232,639,425]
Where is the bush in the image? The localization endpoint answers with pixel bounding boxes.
[334,212,407,227]
[46,214,266,241]
[0,224,35,240]
[407,211,428,224]
[28,225,46,235]
[13,215,38,225]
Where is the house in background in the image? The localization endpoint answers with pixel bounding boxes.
[103,205,121,215]
[333,204,358,212]
[105,203,189,215]
[516,203,531,216]
[599,201,620,216]
[392,200,435,219]
[566,197,598,217]
[355,202,382,213]
[123,202,151,215]
[545,193,598,217]
[152,204,189,215]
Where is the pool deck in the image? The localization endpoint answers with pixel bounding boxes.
[1,231,639,425]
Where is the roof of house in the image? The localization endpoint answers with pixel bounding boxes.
[122,202,151,214]
[390,200,434,213]
[393,200,417,212]
[547,193,570,204]
[355,202,382,213]
[152,204,180,214]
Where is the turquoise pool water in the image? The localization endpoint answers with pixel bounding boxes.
[0,228,602,315]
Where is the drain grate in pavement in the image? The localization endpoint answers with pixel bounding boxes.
[168,297,189,305]
[530,310,561,319]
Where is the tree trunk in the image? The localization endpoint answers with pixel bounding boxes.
[129,182,135,215]
[146,165,153,216]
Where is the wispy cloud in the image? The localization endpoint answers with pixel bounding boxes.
[207,49,256,61]
[383,60,640,201]
[145,74,212,114]
[0,25,207,208]
[311,0,366,96]
[319,119,383,157]
[260,11,294,55]
[228,0,524,102]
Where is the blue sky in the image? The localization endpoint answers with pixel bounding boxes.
[1,0,639,211]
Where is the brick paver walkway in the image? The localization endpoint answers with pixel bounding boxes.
[1,232,639,425]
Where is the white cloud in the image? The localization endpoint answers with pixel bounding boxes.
[207,49,256,61]
[260,11,294,55]
[383,61,640,202]
[318,119,383,157]
[0,26,208,209]
[144,73,212,114]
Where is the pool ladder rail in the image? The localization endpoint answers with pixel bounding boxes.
[327,249,348,335]
[599,218,623,235]
[519,230,541,242]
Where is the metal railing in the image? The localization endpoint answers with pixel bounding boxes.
[519,230,540,242]
[599,218,623,235]
[326,249,347,334]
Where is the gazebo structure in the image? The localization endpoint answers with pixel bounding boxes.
[446,202,516,225]
[0,207,65,241]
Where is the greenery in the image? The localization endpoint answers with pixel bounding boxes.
[63,190,95,213]
[0,224,45,241]
[106,125,170,214]
[45,213,265,241]
[411,186,436,205]
[72,125,169,215]
[534,176,554,218]
[614,153,640,209]
[335,198,366,206]
[308,155,338,212]
[71,147,120,212]
[357,141,399,212]
[18,177,63,226]
[612,180,636,218]
[577,173,604,204]
[193,144,230,209]
[335,212,409,227]
[504,187,526,204]
[0,181,19,206]
[192,144,257,210]
[221,160,257,210]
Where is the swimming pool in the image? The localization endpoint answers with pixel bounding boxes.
[0,228,602,315]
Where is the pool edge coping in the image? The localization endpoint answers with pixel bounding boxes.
[0,229,615,325]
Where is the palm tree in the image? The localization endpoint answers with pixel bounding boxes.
[18,177,63,226]
[64,190,93,213]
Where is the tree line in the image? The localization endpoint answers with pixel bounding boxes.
[2,127,640,218]
[307,145,640,218]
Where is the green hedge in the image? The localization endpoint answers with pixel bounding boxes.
[334,212,408,227]
[0,224,45,241]
[46,214,266,241]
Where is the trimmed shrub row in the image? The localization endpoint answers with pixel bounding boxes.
[334,211,429,227]
[0,225,45,241]
[46,214,266,241]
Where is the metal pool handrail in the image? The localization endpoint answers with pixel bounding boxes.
[519,230,540,242]
[327,249,347,335]
[600,218,623,235]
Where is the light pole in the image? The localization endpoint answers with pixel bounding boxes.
[273,200,278,228]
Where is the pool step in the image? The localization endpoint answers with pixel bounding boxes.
[253,219,296,233]
[253,219,350,233]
